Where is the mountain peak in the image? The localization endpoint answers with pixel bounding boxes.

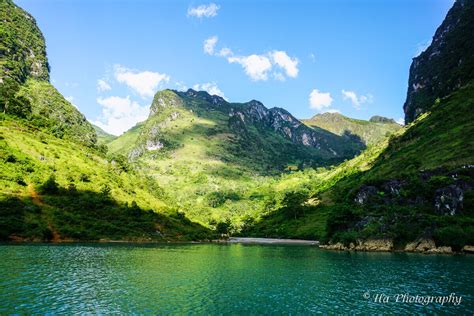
[403,0,474,123]
[369,116,397,124]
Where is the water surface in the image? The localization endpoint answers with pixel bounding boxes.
[0,243,472,314]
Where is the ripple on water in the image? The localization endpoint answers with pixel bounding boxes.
[0,244,472,314]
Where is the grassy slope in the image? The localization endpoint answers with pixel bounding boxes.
[303,113,401,146]
[92,124,117,145]
[241,83,474,247]
[108,90,373,227]
[0,115,211,241]
[108,91,265,225]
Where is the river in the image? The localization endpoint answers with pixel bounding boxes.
[0,243,472,314]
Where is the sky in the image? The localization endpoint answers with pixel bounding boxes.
[16,0,454,135]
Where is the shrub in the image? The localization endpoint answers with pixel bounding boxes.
[40,175,59,194]
[434,226,467,250]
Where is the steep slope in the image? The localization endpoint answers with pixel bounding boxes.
[303,113,401,146]
[0,115,210,241]
[0,1,211,241]
[404,0,474,123]
[111,89,363,172]
[0,0,96,146]
[242,83,474,247]
[93,124,117,145]
[108,89,366,224]
[242,1,474,250]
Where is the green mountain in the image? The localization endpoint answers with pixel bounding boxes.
[0,0,96,147]
[107,89,376,225]
[2,0,472,249]
[0,0,210,241]
[403,0,474,124]
[93,124,117,145]
[242,1,474,250]
[110,89,366,173]
[303,113,401,146]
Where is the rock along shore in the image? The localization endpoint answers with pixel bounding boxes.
[319,238,474,254]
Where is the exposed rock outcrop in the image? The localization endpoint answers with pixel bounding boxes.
[320,239,393,252]
[403,0,474,123]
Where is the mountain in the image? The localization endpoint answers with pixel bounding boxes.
[0,0,211,241]
[110,89,365,173]
[242,1,474,251]
[0,0,96,147]
[403,0,474,124]
[107,89,371,224]
[303,113,401,146]
[93,124,117,145]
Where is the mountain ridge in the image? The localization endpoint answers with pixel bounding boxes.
[303,112,401,146]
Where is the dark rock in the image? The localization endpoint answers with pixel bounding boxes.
[369,116,397,124]
[434,184,464,215]
[354,186,378,205]
[403,0,474,123]
[382,180,405,197]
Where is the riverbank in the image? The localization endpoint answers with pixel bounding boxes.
[225,237,319,245]
[319,238,474,254]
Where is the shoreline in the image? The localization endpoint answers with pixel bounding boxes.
[225,237,319,245]
[2,237,473,254]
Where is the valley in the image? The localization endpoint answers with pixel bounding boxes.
[0,0,473,253]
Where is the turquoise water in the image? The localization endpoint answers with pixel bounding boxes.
[0,243,472,314]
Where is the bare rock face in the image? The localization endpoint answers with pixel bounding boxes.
[354,185,378,205]
[354,239,393,252]
[434,184,465,215]
[425,246,453,254]
[320,239,393,252]
[403,0,474,124]
[404,239,448,253]
[462,245,474,253]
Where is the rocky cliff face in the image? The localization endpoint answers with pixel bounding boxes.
[113,89,364,173]
[403,0,474,124]
[0,0,96,146]
[0,0,50,84]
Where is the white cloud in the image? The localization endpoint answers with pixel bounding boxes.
[114,65,170,98]
[192,82,226,99]
[309,89,333,110]
[187,3,219,18]
[396,117,405,125]
[97,79,111,92]
[270,51,299,78]
[228,54,273,81]
[341,89,373,109]
[94,96,149,135]
[65,96,78,109]
[309,53,316,62]
[204,36,218,55]
[217,47,232,57]
[203,38,299,81]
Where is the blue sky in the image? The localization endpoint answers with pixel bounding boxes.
[16,0,454,135]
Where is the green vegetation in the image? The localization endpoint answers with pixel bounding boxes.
[93,124,117,145]
[242,83,474,247]
[0,0,472,248]
[106,89,369,226]
[0,114,211,241]
[303,112,401,146]
[404,0,474,123]
[0,0,49,83]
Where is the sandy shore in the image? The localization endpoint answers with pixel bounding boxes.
[227,237,319,245]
